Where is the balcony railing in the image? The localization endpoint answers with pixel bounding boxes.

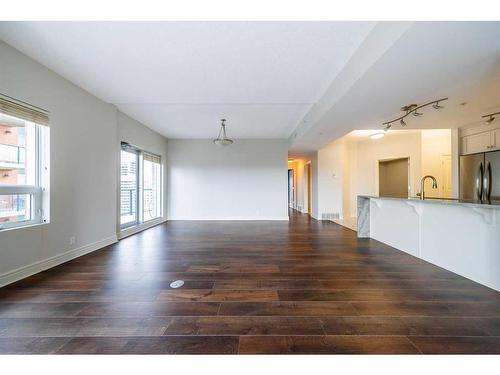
[0,143,25,167]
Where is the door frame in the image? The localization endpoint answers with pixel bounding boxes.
[120,145,140,230]
[306,162,312,215]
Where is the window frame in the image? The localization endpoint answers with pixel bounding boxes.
[0,121,49,231]
[142,152,162,223]
[119,147,140,230]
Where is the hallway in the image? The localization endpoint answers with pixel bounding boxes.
[0,210,499,354]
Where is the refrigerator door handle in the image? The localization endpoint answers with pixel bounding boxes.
[477,162,484,202]
[484,162,492,203]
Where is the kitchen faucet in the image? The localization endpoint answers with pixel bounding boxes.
[419,175,438,200]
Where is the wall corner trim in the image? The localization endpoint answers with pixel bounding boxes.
[0,235,118,288]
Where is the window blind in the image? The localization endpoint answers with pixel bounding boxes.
[0,94,49,126]
[143,152,161,164]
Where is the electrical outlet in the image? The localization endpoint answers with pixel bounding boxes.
[69,236,76,245]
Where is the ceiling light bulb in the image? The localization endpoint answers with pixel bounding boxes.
[400,118,407,127]
[412,111,423,117]
[486,116,495,125]
[370,132,385,140]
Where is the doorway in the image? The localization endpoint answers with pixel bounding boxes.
[288,169,294,208]
[306,163,312,215]
[378,157,410,198]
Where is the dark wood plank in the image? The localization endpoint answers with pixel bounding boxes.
[218,301,357,316]
[319,316,488,336]
[278,289,500,302]
[164,316,325,335]
[351,301,500,317]
[238,336,421,354]
[55,336,239,354]
[157,289,279,302]
[408,336,500,354]
[0,337,70,354]
[0,318,171,337]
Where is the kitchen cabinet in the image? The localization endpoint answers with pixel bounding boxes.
[461,126,500,155]
[492,128,500,151]
[461,131,492,155]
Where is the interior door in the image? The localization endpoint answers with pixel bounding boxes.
[120,148,139,228]
[441,155,453,198]
[459,153,484,202]
[288,169,294,208]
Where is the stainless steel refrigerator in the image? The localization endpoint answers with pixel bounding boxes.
[460,150,500,203]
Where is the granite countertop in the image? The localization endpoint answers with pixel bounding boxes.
[358,195,500,209]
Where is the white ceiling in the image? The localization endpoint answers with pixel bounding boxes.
[1,21,499,150]
[0,21,375,138]
[291,22,500,151]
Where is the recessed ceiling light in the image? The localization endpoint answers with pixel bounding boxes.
[370,132,385,140]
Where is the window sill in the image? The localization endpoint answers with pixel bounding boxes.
[0,220,50,234]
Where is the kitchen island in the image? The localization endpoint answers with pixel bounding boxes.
[357,195,500,291]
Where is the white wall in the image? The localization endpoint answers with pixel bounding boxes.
[0,41,168,286]
[317,139,348,219]
[167,139,288,220]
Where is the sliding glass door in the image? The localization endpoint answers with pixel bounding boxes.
[142,153,161,222]
[120,143,162,230]
[120,148,139,228]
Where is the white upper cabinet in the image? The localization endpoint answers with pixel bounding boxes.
[492,128,500,151]
[461,131,492,155]
[460,124,500,155]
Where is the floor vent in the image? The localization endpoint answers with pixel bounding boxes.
[322,213,340,221]
[170,280,185,288]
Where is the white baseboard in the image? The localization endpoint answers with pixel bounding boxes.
[118,217,167,239]
[0,235,117,288]
[167,216,289,221]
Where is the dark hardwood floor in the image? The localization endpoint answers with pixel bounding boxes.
[1,210,500,354]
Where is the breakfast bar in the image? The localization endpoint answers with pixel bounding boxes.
[357,195,500,291]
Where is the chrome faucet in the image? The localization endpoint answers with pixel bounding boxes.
[419,175,437,200]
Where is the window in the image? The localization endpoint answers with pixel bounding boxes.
[0,95,50,231]
[120,143,162,229]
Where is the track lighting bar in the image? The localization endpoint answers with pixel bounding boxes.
[382,97,448,128]
[482,111,500,125]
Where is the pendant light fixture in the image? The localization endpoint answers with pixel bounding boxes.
[213,119,234,146]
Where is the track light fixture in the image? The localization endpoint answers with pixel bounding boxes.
[382,97,448,129]
[482,111,500,125]
[432,101,444,110]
